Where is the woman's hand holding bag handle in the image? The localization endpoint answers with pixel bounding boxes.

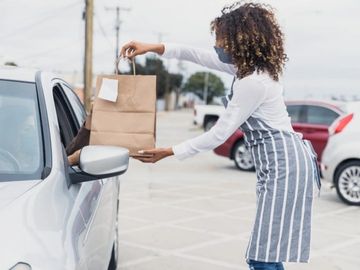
[120,41,165,60]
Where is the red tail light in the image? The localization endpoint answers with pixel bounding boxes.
[330,113,353,135]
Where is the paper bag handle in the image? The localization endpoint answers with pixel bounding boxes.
[115,57,136,76]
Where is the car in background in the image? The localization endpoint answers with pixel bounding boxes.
[193,104,224,131]
[0,66,128,270]
[214,100,346,171]
[321,102,360,205]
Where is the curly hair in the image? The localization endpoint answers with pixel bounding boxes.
[210,1,288,81]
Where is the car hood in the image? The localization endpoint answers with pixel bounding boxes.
[0,180,40,210]
[0,177,73,269]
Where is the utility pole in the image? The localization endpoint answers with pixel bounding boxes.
[106,5,131,69]
[203,72,209,104]
[83,0,93,113]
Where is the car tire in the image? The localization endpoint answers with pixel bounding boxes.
[334,160,360,206]
[232,140,255,171]
[204,118,217,131]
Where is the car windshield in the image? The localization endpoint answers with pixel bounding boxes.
[0,80,43,181]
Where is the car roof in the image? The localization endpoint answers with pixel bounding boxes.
[285,98,346,107]
[285,99,348,113]
[0,65,40,82]
[285,99,360,113]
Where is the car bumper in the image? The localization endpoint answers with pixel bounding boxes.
[320,162,334,186]
[214,141,232,158]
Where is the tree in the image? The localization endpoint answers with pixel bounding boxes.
[183,72,225,104]
[125,57,183,99]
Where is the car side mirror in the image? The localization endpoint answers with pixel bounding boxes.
[69,145,129,184]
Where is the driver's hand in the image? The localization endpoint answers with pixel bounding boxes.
[68,150,81,166]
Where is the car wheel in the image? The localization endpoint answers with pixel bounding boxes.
[334,160,360,206]
[204,119,217,131]
[233,140,254,171]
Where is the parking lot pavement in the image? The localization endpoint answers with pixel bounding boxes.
[117,110,360,270]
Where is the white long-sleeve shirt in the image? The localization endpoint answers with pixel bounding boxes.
[161,43,294,160]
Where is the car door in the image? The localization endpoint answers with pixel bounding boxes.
[287,103,339,160]
[54,82,118,269]
[302,105,340,159]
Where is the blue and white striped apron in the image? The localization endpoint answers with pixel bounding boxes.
[222,78,321,263]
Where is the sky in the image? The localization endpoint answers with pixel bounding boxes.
[0,0,359,99]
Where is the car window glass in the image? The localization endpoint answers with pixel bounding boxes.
[0,80,43,180]
[306,105,339,125]
[287,105,302,123]
[53,86,79,148]
[60,83,86,125]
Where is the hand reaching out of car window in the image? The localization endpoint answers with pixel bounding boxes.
[120,41,165,59]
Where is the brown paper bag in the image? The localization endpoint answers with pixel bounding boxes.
[90,60,157,157]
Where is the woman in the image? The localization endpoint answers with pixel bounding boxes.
[120,2,320,270]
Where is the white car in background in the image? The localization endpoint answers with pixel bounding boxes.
[0,66,129,269]
[193,104,224,131]
[321,102,360,205]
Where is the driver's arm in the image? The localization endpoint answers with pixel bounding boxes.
[66,113,92,165]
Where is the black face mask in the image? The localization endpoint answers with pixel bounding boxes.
[214,46,233,64]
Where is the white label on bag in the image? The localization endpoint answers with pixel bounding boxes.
[98,78,118,102]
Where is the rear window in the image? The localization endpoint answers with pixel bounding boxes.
[0,80,43,181]
[306,105,340,126]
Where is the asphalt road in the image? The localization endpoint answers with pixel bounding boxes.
[117,110,360,270]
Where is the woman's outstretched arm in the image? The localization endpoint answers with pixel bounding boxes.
[161,43,236,75]
[120,41,236,75]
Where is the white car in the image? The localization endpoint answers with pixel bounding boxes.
[321,102,360,205]
[0,66,129,269]
[193,104,224,131]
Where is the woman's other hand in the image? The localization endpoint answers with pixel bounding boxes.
[133,147,174,163]
[120,41,165,59]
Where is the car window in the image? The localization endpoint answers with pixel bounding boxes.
[286,105,304,123]
[305,105,340,126]
[60,83,86,125]
[0,80,43,180]
[53,85,80,148]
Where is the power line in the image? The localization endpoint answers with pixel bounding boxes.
[0,1,82,39]
[19,36,84,62]
[94,12,114,50]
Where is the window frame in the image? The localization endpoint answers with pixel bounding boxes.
[52,83,82,148]
[58,81,86,126]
